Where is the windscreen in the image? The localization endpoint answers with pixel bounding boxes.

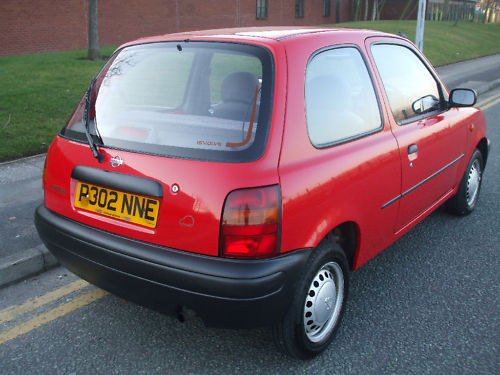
[61,42,274,162]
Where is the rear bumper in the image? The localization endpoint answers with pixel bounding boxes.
[34,205,310,328]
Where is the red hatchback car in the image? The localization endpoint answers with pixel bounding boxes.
[35,27,489,358]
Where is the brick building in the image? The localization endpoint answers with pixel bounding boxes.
[0,0,350,57]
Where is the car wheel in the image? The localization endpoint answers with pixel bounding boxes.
[272,239,349,359]
[447,149,483,216]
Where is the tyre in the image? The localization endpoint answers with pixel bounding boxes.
[272,239,349,359]
[447,149,483,215]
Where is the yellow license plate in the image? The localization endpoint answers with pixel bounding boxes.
[74,182,160,228]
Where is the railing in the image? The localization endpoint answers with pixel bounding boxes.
[426,1,499,23]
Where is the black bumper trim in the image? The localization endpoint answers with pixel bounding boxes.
[34,205,311,327]
[71,165,163,197]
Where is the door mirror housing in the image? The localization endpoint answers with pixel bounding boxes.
[412,94,440,114]
[449,88,477,107]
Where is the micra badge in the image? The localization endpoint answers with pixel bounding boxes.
[110,156,123,168]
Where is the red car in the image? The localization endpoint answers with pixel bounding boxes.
[35,27,489,358]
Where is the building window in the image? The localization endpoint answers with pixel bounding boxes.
[256,0,267,20]
[295,0,304,18]
[323,0,331,17]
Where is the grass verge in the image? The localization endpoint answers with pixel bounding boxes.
[0,47,116,162]
[333,20,500,66]
[0,21,499,161]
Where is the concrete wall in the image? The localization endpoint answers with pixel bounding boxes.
[0,0,351,56]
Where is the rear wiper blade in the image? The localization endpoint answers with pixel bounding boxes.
[84,78,104,163]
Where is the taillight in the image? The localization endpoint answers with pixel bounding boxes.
[42,156,48,185]
[221,185,280,259]
[42,156,48,203]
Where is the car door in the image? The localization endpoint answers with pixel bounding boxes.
[278,41,402,266]
[367,39,466,232]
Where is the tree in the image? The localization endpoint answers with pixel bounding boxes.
[88,0,101,61]
[372,0,378,20]
[371,0,386,21]
[485,1,495,23]
[400,0,417,20]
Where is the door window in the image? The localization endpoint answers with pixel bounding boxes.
[371,44,442,124]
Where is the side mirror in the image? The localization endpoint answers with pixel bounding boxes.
[412,95,440,114]
[449,88,477,107]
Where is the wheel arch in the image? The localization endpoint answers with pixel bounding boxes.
[476,137,489,169]
[314,221,359,271]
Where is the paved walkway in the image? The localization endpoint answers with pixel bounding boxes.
[437,54,500,94]
[1,54,499,287]
[0,155,56,286]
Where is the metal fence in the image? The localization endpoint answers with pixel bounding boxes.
[427,1,499,23]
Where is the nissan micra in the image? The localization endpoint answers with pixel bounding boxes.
[35,27,489,358]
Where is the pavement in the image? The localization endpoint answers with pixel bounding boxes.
[436,53,500,95]
[0,155,57,287]
[0,53,500,288]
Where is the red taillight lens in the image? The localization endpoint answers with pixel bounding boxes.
[42,156,48,185]
[221,185,280,259]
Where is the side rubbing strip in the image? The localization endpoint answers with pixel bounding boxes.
[71,166,163,197]
[381,195,402,209]
[382,154,464,209]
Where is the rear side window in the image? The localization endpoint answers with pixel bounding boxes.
[371,44,442,124]
[305,47,382,147]
[62,42,273,163]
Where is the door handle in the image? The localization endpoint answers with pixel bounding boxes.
[408,144,418,154]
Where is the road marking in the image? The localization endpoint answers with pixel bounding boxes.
[477,92,500,109]
[0,288,108,345]
[479,95,500,111]
[0,279,89,324]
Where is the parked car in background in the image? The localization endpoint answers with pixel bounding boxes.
[35,27,489,359]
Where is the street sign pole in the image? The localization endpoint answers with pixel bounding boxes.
[415,0,427,51]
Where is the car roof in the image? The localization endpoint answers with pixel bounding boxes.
[118,26,396,49]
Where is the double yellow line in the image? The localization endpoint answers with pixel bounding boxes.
[0,280,107,345]
[477,91,500,111]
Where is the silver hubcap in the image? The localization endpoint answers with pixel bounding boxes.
[466,159,481,207]
[303,262,344,343]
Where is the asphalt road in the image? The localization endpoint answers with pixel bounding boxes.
[0,88,498,374]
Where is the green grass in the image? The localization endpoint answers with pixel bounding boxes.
[1,20,499,161]
[332,20,500,66]
[0,46,116,161]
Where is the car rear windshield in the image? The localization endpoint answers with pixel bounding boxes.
[61,42,274,163]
